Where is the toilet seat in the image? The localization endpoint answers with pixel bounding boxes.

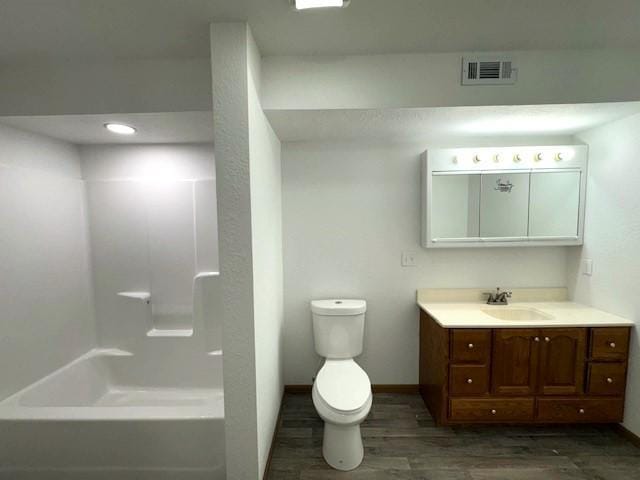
[315,359,371,414]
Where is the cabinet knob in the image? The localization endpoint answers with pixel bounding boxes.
[609,342,616,348]
[578,408,585,414]
[467,378,473,384]
[544,337,551,342]
[534,337,540,342]
[468,343,474,349]
[490,409,497,415]
[607,377,614,384]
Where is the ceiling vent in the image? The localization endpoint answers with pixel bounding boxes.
[462,55,517,85]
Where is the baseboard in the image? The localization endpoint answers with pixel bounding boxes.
[284,384,420,394]
[372,384,420,394]
[263,392,285,480]
[615,424,640,449]
[284,384,312,394]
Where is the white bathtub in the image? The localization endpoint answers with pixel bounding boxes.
[0,349,225,480]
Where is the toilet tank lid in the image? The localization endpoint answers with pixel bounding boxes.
[311,299,366,316]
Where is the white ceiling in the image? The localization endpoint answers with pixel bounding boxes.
[266,102,640,142]
[0,0,639,62]
[0,112,214,145]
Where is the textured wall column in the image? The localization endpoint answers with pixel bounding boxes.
[210,22,260,480]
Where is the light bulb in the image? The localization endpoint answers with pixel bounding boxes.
[474,153,487,163]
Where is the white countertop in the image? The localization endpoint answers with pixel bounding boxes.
[418,301,634,328]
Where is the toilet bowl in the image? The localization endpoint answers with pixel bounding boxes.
[312,359,372,470]
[310,299,371,471]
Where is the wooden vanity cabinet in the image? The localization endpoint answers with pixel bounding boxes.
[419,310,630,425]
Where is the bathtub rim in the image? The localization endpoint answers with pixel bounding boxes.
[0,348,224,421]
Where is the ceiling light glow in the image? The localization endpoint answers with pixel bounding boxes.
[293,0,348,10]
[104,123,137,135]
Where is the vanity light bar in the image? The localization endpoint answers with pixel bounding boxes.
[453,147,576,166]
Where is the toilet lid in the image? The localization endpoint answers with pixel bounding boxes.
[315,359,371,413]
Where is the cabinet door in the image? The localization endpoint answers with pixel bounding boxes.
[480,173,530,238]
[492,329,539,396]
[538,328,586,395]
[529,171,581,238]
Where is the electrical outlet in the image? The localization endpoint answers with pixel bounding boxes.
[401,252,417,267]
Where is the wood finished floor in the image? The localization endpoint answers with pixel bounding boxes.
[266,393,640,480]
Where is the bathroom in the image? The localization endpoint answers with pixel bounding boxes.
[1,1,640,479]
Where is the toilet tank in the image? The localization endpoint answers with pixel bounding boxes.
[311,299,366,359]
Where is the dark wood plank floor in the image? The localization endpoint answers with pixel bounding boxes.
[266,393,640,479]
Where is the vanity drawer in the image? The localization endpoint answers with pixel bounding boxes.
[451,330,491,363]
[449,398,534,422]
[537,397,624,423]
[590,328,629,361]
[450,365,489,395]
[587,363,627,396]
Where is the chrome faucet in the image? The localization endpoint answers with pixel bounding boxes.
[486,287,512,305]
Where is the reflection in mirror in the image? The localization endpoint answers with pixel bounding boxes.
[529,171,581,237]
[480,173,530,238]
[431,174,480,239]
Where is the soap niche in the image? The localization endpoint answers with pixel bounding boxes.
[88,178,218,338]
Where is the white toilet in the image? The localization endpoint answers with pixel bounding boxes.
[311,299,372,471]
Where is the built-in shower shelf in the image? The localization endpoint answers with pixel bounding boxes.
[146,328,194,338]
[194,271,219,280]
[117,291,151,302]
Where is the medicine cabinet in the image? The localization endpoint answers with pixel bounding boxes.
[422,145,587,248]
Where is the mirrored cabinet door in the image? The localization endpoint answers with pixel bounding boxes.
[480,173,530,238]
[431,174,481,239]
[529,171,581,238]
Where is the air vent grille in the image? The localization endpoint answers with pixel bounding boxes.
[462,56,517,85]
[479,61,500,79]
[501,61,512,79]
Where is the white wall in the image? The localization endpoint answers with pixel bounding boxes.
[81,143,215,181]
[0,123,83,177]
[248,31,284,478]
[282,140,571,385]
[262,49,640,110]
[0,123,95,400]
[210,22,284,480]
[568,113,640,436]
[80,144,217,350]
[0,58,211,116]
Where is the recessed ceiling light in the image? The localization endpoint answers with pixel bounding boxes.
[292,0,350,10]
[104,123,136,135]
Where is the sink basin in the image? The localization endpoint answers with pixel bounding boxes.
[481,307,554,321]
